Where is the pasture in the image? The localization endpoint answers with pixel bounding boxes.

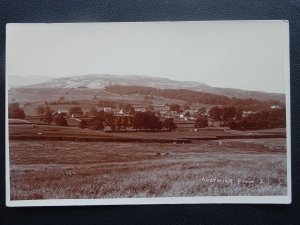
[9,138,287,200]
[9,123,286,143]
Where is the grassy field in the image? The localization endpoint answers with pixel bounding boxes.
[9,123,286,143]
[9,138,287,200]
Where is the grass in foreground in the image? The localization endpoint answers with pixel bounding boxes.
[10,139,287,200]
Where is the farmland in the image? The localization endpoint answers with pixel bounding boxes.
[8,85,288,200]
[10,138,287,200]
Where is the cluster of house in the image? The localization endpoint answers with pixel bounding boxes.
[56,104,282,120]
[56,104,208,121]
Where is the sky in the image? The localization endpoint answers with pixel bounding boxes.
[6,21,289,93]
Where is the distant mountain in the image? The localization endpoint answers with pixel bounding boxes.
[23,74,284,102]
[26,74,210,89]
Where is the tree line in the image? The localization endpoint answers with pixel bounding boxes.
[79,111,177,131]
[223,108,286,130]
[207,106,285,130]
[45,100,79,105]
[9,102,286,131]
[36,105,68,126]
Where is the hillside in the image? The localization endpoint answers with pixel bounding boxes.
[10,74,285,102]
[104,85,283,110]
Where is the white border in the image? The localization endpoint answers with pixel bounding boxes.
[5,20,292,207]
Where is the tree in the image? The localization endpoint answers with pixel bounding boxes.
[169,104,181,113]
[222,107,237,121]
[53,114,68,126]
[194,115,208,128]
[90,117,104,130]
[121,117,129,129]
[40,110,53,125]
[162,118,177,130]
[132,111,161,131]
[197,107,207,115]
[36,105,51,115]
[36,105,45,115]
[209,106,222,121]
[224,108,286,130]
[9,102,25,119]
[69,106,83,116]
[79,119,90,129]
[132,112,145,130]
[104,112,116,131]
[236,107,243,120]
[147,112,161,130]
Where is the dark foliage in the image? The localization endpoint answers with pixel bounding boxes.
[105,85,231,105]
[224,108,286,130]
[40,111,53,125]
[162,118,177,130]
[90,116,105,130]
[222,107,237,121]
[169,104,182,113]
[48,101,79,105]
[9,102,25,119]
[105,85,280,110]
[194,115,209,128]
[78,119,90,129]
[53,114,68,126]
[69,106,83,116]
[132,111,162,131]
[36,105,51,115]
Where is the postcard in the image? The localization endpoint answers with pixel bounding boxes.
[6,21,291,206]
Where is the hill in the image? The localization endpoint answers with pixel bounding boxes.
[10,74,285,102]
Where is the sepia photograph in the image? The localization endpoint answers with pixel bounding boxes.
[6,21,291,206]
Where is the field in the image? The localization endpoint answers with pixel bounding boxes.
[10,137,287,200]
[9,123,286,148]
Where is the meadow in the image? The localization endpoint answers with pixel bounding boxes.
[10,138,287,200]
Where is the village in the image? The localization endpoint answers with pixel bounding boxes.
[8,89,285,134]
